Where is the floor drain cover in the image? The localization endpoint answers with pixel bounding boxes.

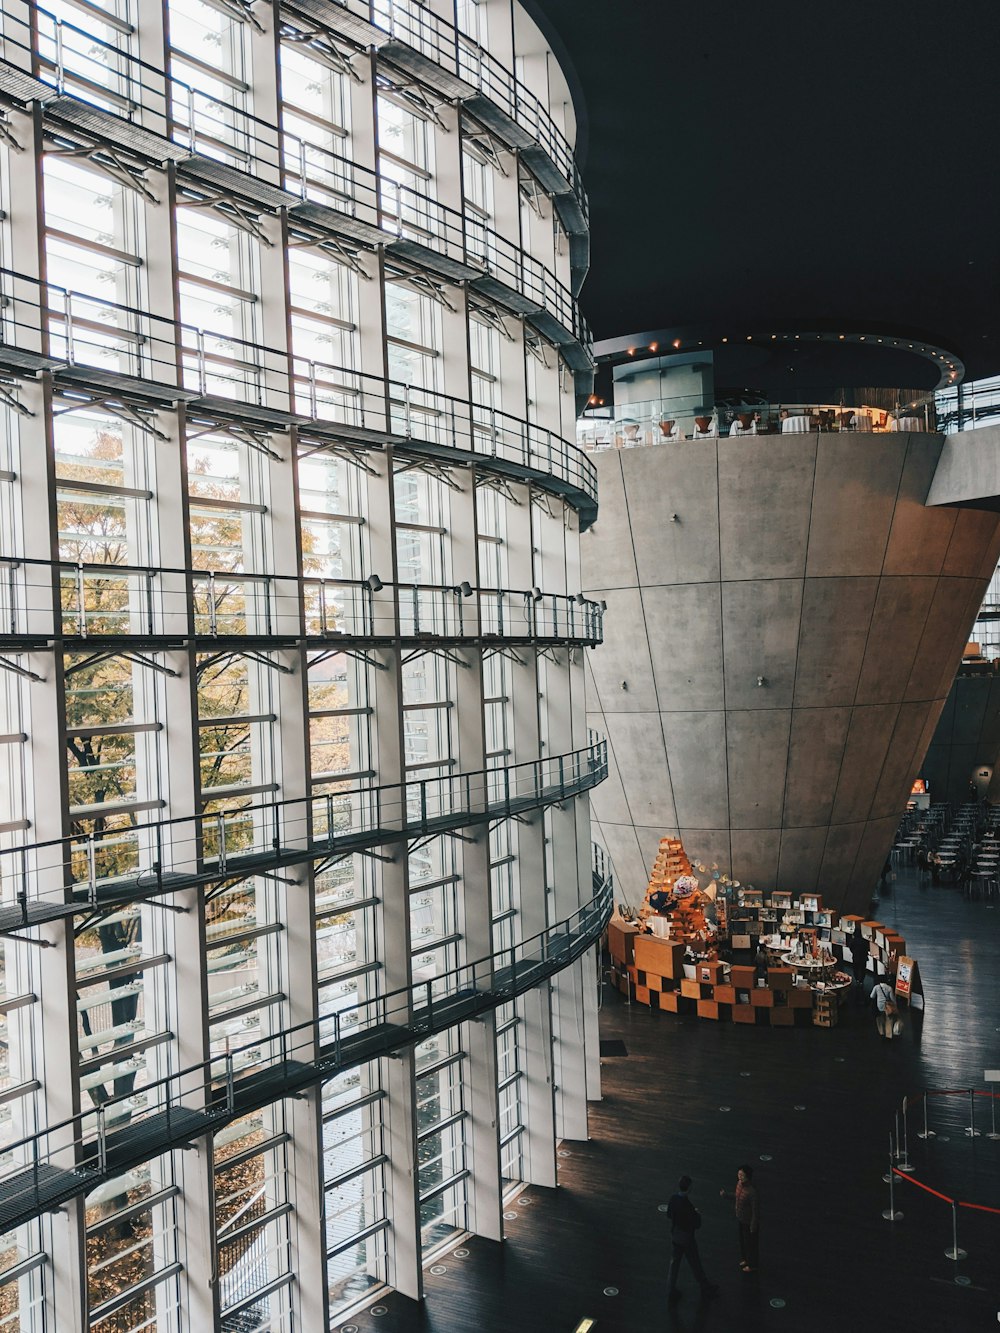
[454,1248,469,1258]
[770,1298,786,1308]
[371,1308,388,1319]
[503,1211,517,1220]
[558,1150,572,1157]
[719,1105,731,1112]
[430,1265,447,1275]
[793,1104,806,1111]
[759,1154,773,1162]
[955,1275,972,1286]
[603,1287,619,1297]
[519,1197,531,1205]
[657,1203,671,1212]
[740,1071,751,1077]
[342,1325,359,1332]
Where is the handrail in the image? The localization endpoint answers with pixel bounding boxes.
[0,854,613,1233]
[578,396,937,450]
[0,737,609,927]
[0,4,588,290]
[0,556,604,646]
[0,266,598,525]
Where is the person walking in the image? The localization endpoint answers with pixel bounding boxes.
[850,923,869,1005]
[720,1164,760,1272]
[871,975,898,1039]
[666,1176,719,1302]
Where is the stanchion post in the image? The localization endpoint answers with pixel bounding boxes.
[898,1097,914,1171]
[882,1154,902,1222]
[965,1087,981,1138]
[917,1090,936,1140]
[988,1090,1000,1141]
[944,1201,967,1261]
[882,1128,897,1184]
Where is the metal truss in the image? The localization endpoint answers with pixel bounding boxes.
[467,294,515,340]
[279,17,365,82]
[185,413,284,462]
[44,131,160,205]
[52,387,167,440]
[376,70,452,131]
[176,183,274,248]
[0,376,33,417]
[287,222,373,279]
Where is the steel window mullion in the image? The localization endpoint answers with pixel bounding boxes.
[322,1088,386,1125]
[325,1151,388,1194]
[497,1070,523,1095]
[325,1217,389,1261]
[218,1201,294,1249]
[87,1262,183,1325]
[416,1108,467,1143]
[499,1123,524,1149]
[414,1050,466,1082]
[418,1168,470,1208]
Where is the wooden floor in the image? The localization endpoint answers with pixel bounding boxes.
[339,867,1000,1333]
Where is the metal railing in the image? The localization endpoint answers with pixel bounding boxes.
[577,396,939,450]
[0,556,604,647]
[0,849,612,1233]
[0,266,597,521]
[0,737,608,926]
[3,4,587,276]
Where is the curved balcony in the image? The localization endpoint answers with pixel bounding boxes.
[0,559,604,652]
[0,6,588,300]
[0,738,609,936]
[0,268,598,529]
[578,394,937,450]
[0,852,613,1236]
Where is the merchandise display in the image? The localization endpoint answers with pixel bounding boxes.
[606,837,923,1026]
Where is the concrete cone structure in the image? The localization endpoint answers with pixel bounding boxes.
[582,432,1000,915]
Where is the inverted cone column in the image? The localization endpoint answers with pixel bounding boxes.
[583,433,1000,914]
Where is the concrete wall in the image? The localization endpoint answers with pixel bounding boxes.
[921,673,1000,806]
[582,433,1000,914]
[925,423,1000,511]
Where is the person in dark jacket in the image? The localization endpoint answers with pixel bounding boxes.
[850,923,870,1005]
[666,1176,719,1301]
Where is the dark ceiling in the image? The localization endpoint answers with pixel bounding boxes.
[529,0,1000,382]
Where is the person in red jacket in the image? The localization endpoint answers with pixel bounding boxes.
[720,1164,760,1272]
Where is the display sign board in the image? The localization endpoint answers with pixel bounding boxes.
[894,955,923,1009]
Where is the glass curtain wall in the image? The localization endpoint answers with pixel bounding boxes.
[0,0,601,1327]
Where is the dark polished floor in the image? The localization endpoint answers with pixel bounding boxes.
[340,868,1000,1333]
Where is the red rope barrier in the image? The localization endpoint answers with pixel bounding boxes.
[972,1089,1000,1099]
[959,1200,1000,1217]
[891,1169,953,1203]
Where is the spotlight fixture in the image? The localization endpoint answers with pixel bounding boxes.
[530,586,543,601]
[756,675,767,687]
[599,600,608,611]
[457,581,474,597]
[366,573,384,593]
[574,592,587,605]
[670,513,679,523]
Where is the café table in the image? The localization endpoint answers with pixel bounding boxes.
[781,414,813,433]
